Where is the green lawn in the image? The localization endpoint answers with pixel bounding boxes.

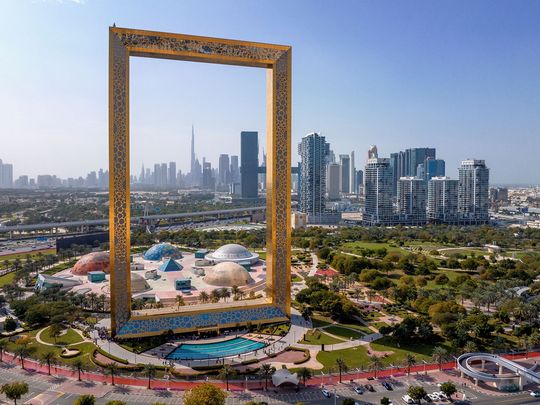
[291,275,302,282]
[300,329,343,345]
[311,314,334,328]
[371,322,390,331]
[0,271,16,287]
[42,260,76,275]
[40,327,84,346]
[324,325,365,340]
[338,322,373,335]
[0,248,56,261]
[315,336,449,372]
[341,241,403,254]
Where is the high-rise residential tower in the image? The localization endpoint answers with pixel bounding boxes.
[427,176,458,223]
[230,155,239,183]
[168,162,177,187]
[458,159,490,223]
[349,151,356,194]
[240,131,259,198]
[298,132,330,220]
[339,154,350,194]
[397,177,427,224]
[218,154,230,186]
[326,162,341,200]
[364,156,394,225]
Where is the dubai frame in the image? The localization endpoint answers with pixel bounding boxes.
[109,27,292,337]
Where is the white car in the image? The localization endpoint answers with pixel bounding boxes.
[433,391,447,400]
[321,389,331,398]
[428,393,440,401]
[531,391,540,397]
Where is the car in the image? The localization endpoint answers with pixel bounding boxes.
[365,384,375,392]
[381,381,393,390]
[321,389,331,398]
[427,393,439,401]
[423,394,433,403]
[531,391,540,397]
[433,391,447,400]
[354,386,365,394]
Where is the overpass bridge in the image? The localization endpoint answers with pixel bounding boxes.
[457,352,540,390]
[0,206,266,234]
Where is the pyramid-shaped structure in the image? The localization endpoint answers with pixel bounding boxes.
[159,258,183,272]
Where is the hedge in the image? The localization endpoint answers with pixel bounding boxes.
[93,348,129,365]
[286,346,311,365]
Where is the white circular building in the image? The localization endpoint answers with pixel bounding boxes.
[203,262,254,287]
[205,244,259,265]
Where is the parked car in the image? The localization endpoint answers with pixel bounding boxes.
[321,389,331,398]
[531,391,540,398]
[423,394,433,402]
[381,381,393,390]
[427,393,439,401]
[365,384,375,392]
[354,386,365,394]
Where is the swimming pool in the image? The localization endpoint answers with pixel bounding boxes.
[166,337,266,360]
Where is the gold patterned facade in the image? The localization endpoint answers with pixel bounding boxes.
[109,27,291,337]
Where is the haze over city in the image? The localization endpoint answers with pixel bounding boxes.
[1,0,539,184]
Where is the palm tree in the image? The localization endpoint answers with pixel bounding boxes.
[87,292,98,311]
[432,346,447,370]
[369,355,383,378]
[218,364,235,391]
[175,295,185,310]
[40,351,57,375]
[71,358,86,381]
[463,341,478,354]
[231,285,240,300]
[143,364,156,389]
[14,345,30,370]
[258,363,275,390]
[405,354,416,376]
[106,363,119,386]
[297,367,313,386]
[198,291,209,304]
[0,340,7,362]
[335,357,348,383]
[220,288,231,302]
[210,289,221,303]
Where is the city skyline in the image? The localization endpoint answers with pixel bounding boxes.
[1,1,539,184]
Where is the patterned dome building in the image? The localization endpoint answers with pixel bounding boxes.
[143,243,183,261]
[71,252,110,276]
[203,262,254,287]
[205,244,259,265]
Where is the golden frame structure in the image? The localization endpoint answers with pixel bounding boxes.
[109,27,291,337]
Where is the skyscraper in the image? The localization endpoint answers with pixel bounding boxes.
[427,176,458,223]
[390,147,436,194]
[202,161,215,190]
[349,151,356,194]
[397,177,427,224]
[423,158,445,180]
[326,163,341,200]
[364,156,394,225]
[298,132,330,220]
[218,154,230,186]
[168,162,177,187]
[190,125,196,176]
[458,159,490,223]
[230,155,239,183]
[339,154,350,194]
[240,131,259,198]
[160,163,168,187]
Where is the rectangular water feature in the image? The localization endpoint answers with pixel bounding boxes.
[166,337,266,360]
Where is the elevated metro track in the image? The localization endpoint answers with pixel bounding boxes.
[0,206,266,233]
[457,352,540,388]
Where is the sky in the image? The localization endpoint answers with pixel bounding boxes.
[1,0,539,185]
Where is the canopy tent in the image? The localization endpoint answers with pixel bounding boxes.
[272,369,299,386]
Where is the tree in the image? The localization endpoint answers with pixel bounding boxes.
[143,364,156,389]
[106,363,119,386]
[0,382,28,405]
[71,358,86,381]
[105,400,126,405]
[297,367,312,386]
[258,363,275,390]
[13,345,31,370]
[405,353,416,376]
[440,381,457,399]
[48,323,64,344]
[218,364,236,391]
[300,304,313,321]
[342,399,355,405]
[381,397,391,405]
[74,395,96,405]
[183,383,227,405]
[432,346,447,370]
[175,295,185,310]
[198,291,209,304]
[0,340,7,362]
[39,350,57,375]
[408,385,427,402]
[369,355,384,378]
[335,357,348,383]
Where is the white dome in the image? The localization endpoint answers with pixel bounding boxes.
[130,272,150,293]
[205,244,259,264]
[203,262,254,287]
